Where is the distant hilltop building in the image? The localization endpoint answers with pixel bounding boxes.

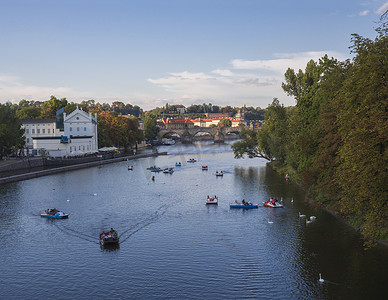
[173,105,186,114]
[21,107,98,157]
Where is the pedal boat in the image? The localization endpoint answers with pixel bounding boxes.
[230,202,258,209]
[263,201,283,208]
[206,196,218,205]
[40,211,69,219]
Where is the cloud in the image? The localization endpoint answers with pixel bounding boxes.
[376,1,388,14]
[359,9,370,16]
[147,50,346,108]
[0,75,71,103]
[231,51,345,73]
[211,69,234,76]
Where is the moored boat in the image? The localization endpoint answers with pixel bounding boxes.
[163,139,175,145]
[215,171,223,176]
[202,166,208,170]
[100,229,119,246]
[40,209,69,219]
[175,162,182,167]
[187,158,197,163]
[206,195,218,205]
[128,165,133,170]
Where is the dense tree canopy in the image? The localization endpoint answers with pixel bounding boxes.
[97,111,143,151]
[233,28,387,246]
[0,105,25,158]
[144,114,158,141]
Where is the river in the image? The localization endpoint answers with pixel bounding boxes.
[0,141,387,299]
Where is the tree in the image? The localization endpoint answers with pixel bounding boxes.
[218,118,231,127]
[144,114,159,141]
[333,30,388,246]
[40,96,68,118]
[0,105,25,158]
[232,99,288,162]
[16,106,41,119]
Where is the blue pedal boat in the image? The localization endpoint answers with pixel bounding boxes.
[40,211,69,219]
[230,202,258,209]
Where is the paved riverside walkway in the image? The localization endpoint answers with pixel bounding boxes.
[0,152,166,184]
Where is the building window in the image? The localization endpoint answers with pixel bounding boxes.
[37,129,40,134]
[77,127,80,131]
[27,138,29,143]
[42,129,45,134]
[26,129,29,134]
[70,127,72,131]
[32,129,35,134]
[84,127,87,131]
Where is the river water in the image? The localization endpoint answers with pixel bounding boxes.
[0,141,387,299]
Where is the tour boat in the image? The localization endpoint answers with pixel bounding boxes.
[206,196,218,205]
[175,162,182,167]
[100,230,119,246]
[263,200,283,208]
[40,209,69,219]
[230,201,258,209]
[215,171,224,177]
[187,158,197,163]
[128,166,133,170]
[202,166,208,170]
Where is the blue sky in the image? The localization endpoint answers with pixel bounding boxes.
[1,0,387,110]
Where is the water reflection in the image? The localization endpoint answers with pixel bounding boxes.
[0,142,387,299]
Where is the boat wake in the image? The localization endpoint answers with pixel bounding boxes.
[52,222,100,244]
[119,204,170,244]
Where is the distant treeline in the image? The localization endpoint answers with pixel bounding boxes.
[233,28,387,247]
[6,98,143,119]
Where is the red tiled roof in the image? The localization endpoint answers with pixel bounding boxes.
[165,118,193,124]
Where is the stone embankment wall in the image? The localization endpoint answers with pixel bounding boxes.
[0,152,166,184]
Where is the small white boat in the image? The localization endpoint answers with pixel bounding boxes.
[128,166,133,170]
[215,171,223,177]
[206,196,218,205]
[163,139,175,145]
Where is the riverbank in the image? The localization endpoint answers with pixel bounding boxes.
[0,152,167,184]
[267,161,388,248]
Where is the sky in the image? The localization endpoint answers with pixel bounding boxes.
[0,0,387,110]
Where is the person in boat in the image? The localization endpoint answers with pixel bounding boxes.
[110,228,117,237]
[207,195,210,199]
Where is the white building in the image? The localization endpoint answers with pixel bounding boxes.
[22,107,98,157]
[21,118,60,153]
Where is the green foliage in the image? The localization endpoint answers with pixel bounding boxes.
[38,148,49,157]
[144,114,158,141]
[233,28,387,246]
[218,118,232,127]
[97,111,143,151]
[0,105,25,158]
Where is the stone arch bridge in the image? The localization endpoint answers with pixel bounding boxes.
[157,126,245,143]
